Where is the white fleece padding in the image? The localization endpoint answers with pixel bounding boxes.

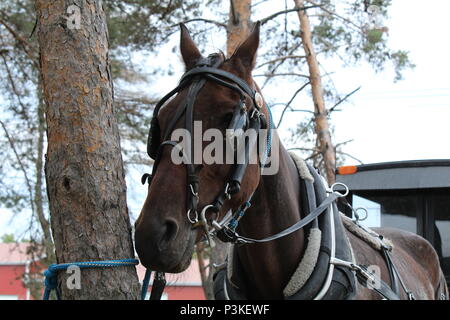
[289,152,314,182]
[340,213,393,251]
[283,228,322,297]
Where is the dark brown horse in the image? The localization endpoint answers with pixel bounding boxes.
[134,23,448,300]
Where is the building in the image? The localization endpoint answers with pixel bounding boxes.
[0,243,39,300]
[336,159,450,286]
[0,242,205,300]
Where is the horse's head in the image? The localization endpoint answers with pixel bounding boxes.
[135,23,267,272]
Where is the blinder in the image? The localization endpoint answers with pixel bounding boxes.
[226,100,248,149]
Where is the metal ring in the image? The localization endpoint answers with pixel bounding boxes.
[200,205,215,226]
[330,182,349,197]
[354,207,368,222]
[186,209,198,224]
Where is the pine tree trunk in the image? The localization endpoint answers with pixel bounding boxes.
[294,0,336,184]
[227,0,253,56]
[35,0,140,299]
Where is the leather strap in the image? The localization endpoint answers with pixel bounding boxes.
[180,67,256,99]
[227,192,341,244]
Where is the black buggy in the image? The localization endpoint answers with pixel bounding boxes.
[336,159,450,287]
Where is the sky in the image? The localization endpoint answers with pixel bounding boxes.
[1,0,450,238]
[318,0,450,164]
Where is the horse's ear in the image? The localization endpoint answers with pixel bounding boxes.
[180,23,203,69]
[229,21,260,72]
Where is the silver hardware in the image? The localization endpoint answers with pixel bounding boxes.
[186,209,198,224]
[331,258,376,287]
[254,92,264,109]
[211,220,222,231]
[213,262,227,269]
[189,184,198,198]
[407,292,416,300]
[224,183,232,200]
[250,108,261,119]
[354,207,368,222]
[330,182,349,197]
[199,205,218,247]
[357,266,377,287]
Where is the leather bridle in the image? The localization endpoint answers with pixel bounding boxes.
[142,54,268,242]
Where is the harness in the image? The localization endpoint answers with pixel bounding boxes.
[213,156,415,300]
[142,55,414,300]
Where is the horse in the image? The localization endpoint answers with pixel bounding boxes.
[134,22,448,300]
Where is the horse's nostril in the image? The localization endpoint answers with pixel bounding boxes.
[161,219,178,245]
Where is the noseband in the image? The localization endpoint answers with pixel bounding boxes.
[142,54,269,244]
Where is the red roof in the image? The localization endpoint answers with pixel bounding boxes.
[0,243,37,265]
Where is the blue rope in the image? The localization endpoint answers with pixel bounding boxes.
[42,259,152,300]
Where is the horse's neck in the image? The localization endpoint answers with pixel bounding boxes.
[235,141,306,299]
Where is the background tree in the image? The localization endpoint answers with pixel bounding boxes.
[0,0,200,298]
[295,0,336,183]
[35,0,141,299]
[0,3,54,294]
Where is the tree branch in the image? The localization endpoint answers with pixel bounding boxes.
[171,18,226,29]
[328,86,361,113]
[260,5,321,25]
[256,55,307,69]
[0,53,31,124]
[0,14,39,67]
[253,72,310,78]
[336,150,364,165]
[260,42,303,89]
[0,120,35,216]
[304,0,364,34]
[335,139,354,149]
[276,81,311,128]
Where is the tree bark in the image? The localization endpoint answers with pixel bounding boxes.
[227,0,253,57]
[294,0,336,184]
[35,0,140,299]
